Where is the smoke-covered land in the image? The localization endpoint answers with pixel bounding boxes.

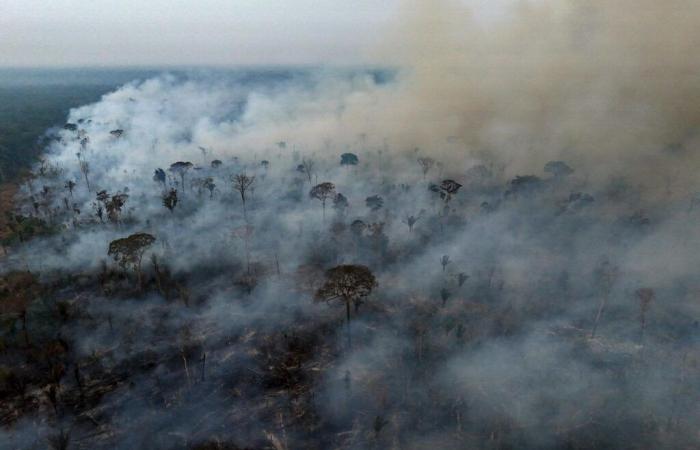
[0,68,166,183]
[3,1,700,449]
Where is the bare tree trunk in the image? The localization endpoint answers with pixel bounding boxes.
[591,293,608,338]
[245,237,251,275]
[83,171,91,192]
[182,350,191,387]
[74,366,84,404]
[152,256,165,297]
[345,298,352,349]
[21,311,30,347]
[137,270,142,290]
[136,258,144,291]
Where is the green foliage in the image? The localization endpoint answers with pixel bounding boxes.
[108,232,156,271]
[315,265,378,304]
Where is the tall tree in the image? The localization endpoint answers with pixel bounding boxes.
[64,180,76,198]
[309,182,336,222]
[299,158,315,184]
[591,259,619,338]
[163,188,178,213]
[169,161,193,192]
[108,232,156,288]
[153,168,167,190]
[333,193,349,217]
[204,177,216,198]
[417,157,435,180]
[106,193,128,223]
[232,224,255,275]
[365,195,384,212]
[232,173,255,220]
[78,156,91,192]
[340,153,359,166]
[403,210,424,232]
[315,265,378,348]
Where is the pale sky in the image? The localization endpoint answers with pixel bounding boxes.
[0,0,511,67]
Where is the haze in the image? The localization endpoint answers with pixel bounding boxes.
[0,0,512,67]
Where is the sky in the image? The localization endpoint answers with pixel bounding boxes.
[0,0,512,67]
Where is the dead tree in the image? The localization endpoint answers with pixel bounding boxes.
[441,255,451,272]
[590,259,619,338]
[232,224,255,275]
[232,173,255,220]
[64,180,76,198]
[440,287,452,307]
[457,272,469,287]
[79,158,91,191]
[299,158,315,184]
[417,157,435,180]
[636,288,655,344]
[403,210,425,232]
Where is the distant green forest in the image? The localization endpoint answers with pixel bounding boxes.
[0,68,163,183]
[0,85,116,182]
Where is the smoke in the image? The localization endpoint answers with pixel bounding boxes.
[376,0,700,187]
[3,1,700,449]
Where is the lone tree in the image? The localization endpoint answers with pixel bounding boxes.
[333,193,349,216]
[231,173,255,220]
[636,288,655,344]
[441,255,451,272]
[108,232,156,288]
[169,161,193,192]
[417,157,435,179]
[403,210,424,232]
[429,179,463,204]
[590,258,619,338]
[232,224,255,275]
[299,157,315,184]
[153,168,167,190]
[204,177,216,198]
[105,193,129,223]
[505,175,543,199]
[366,195,384,211]
[79,158,91,192]
[315,265,378,348]
[309,182,336,221]
[163,188,178,213]
[544,161,574,178]
[340,153,359,166]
